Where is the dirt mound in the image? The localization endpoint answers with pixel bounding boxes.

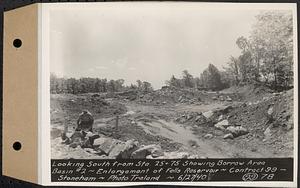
[272,89,294,129]
[136,86,242,105]
[175,111,208,126]
[185,89,293,157]
[224,89,294,156]
[221,84,274,101]
[174,105,235,128]
[226,89,293,130]
[51,84,293,159]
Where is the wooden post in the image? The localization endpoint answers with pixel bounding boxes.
[61,124,68,140]
[115,115,119,130]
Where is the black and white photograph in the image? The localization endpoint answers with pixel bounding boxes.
[48,3,296,161]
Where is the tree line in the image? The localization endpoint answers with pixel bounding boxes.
[50,74,153,94]
[224,11,293,90]
[166,11,294,91]
[165,64,226,91]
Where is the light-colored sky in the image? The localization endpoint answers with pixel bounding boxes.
[49,3,262,89]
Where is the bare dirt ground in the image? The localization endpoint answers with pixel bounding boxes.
[51,85,294,159]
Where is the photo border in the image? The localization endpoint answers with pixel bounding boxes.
[0,0,299,187]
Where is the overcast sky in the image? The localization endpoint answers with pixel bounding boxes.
[49,3,263,89]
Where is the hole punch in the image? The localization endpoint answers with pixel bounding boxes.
[13,39,22,48]
[13,141,22,151]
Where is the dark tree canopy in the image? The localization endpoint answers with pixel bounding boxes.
[222,11,293,90]
[200,64,224,90]
[50,74,153,94]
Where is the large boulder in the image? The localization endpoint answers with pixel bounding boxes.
[131,144,163,159]
[109,141,130,158]
[146,155,154,159]
[219,96,225,101]
[204,133,213,139]
[115,139,139,159]
[223,133,234,139]
[178,96,184,102]
[226,126,249,137]
[226,96,232,102]
[93,138,139,158]
[267,106,274,116]
[203,110,214,119]
[214,119,230,130]
[195,114,207,124]
[93,137,117,154]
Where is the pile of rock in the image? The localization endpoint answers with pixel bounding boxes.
[214,119,230,130]
[177,96,201,104]
[213,119,249,139]
[117,90,138,101]
[95,138,139,158]
[212,95,233,102]
[61,130,197,159]
[175,111,207,126]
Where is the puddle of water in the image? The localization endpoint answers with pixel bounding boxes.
[93,110,135,128]
[95,123,107,128]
